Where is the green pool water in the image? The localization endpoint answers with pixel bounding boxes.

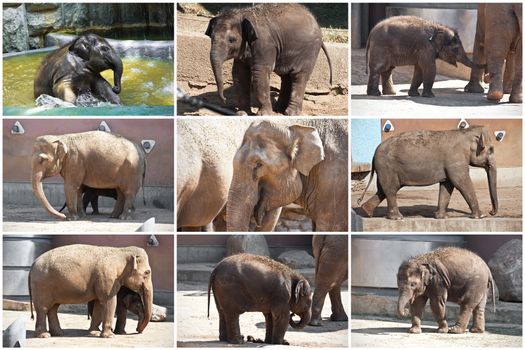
[3,51,174,108]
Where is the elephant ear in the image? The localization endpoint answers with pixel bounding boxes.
[433,260,451,289]
[476,131,486,156]
[242,18,258,44]
[294,279,311,304]
[69,36,90,60]
[205,17,218,37]
[289,125,325,176]
[53,140,68,163]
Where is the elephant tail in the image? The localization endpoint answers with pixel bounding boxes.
[365,34,370,75]
[489,271,496,313]
[142,151,147,206]
[207,271,215,319]
[28,268,34,320]
[58,201,67,213]
[321,42,333,86]
[356,157,375,205]
[313,235,325,277]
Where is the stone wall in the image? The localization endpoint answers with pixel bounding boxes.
[3,3,173,53]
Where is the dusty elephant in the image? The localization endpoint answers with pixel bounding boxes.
[31,131,146,220]
[88,286,144,335]
[59,185,118,215]
[207,253,313,344]
[464,4,522,103]
[227,119,348,231]
[357,126,498,220]
[29,244,153,338]
[177,120,252,231]
[205,3,332,115]
[310,235,348,326]
[366,15,479,97]
[34,34,123,104]
[397,247,495,334]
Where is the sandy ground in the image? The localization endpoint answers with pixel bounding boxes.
[352,316,522,348]
[3,205,174,232]
[177,282,349,347]
[351,49,523,117]
[3,310,174,348]
[352,186,522,219]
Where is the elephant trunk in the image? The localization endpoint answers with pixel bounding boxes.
[31,171,66,220]
[397,291,411,317]
[289,309,312,329]
[226,173,259,231]
[136,281,153,333]
[210,47,226,104]
[457,50,486,69]
[487,165,498,216]
[110,52,123,95]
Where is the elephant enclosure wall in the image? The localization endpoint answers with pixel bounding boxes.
[2,119,174,210]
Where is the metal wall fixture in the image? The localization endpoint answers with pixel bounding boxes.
[457,118,469,129]
[141,140,156,153]
[98,121,111,132]
[147,234,160,247]
[10,121,25,135]
[382,120,394,132]
[494,130,506,142]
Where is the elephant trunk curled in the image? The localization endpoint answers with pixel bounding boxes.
[210,46,226,103]
[31,171,66,220]
[289,309,312,329]
[136,280,153,333]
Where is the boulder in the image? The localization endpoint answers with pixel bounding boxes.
[26,8,61,36]
[151,303,167,322]
[226,235,269,257]
[277,250,314,269]
[3,5,29,53]
[488,239,522,302]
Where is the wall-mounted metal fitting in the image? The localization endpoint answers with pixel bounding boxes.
[147,234,160,247]
[141,140,156,153]
[494,130,506,142]
[98,121,111,132]
[457,118,469,129]
[11,121,25,135]
[383,120,394,133]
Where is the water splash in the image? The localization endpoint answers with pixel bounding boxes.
[35,92,117,108]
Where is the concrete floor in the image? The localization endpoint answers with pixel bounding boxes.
[352,316,522,348]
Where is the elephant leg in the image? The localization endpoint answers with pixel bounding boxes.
[408,65,423,96]
[367,66,382,96]
[448,168,483,218]
[284,73,309,116]
[88,301,103,336]
[252,64,273,116]
[430,295,448,333]
[361,185,386,218]
[270,312,288,344]
[465,6,486,93]
[100,297,117,338]
[91,195,100,215]
[110,189,125,218]
[449,303,473,334]
[385,191,402,220]
[470,294,487,333]
[34,305,50,338]
[503,50,515,94]
[82,191,91,213]
[485,22,515,102]
[263,312,273,343]
[421,62,436,97]
[408,295,428,334]
[435,180,454,219]
[64,183,80,220]
[93,77,121,105]
[118,190,136,220]
[114,298,128,335]
[47,304,63,336]
[381,67,396,95]
[232,59,252,114]
[509,38,522,103]
[225,313,243,344]
[255,207,282,232]
[218,309,227,341]
[329,286,348,321]
[310,283,329,326]
[76,187,86,218]
[275,74,292,113]
[53,80,76,103]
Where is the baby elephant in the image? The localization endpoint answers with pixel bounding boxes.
[87,286,144,335]
[59,186,118,215]
[207,253,313,345]
[366,15,478,97]
[397,247,495,334]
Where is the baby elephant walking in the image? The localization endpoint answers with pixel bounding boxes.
[208,253,313,345]
[397,247,495,334]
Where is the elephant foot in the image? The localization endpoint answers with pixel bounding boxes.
[227,335,244,344]
[256,107,273,116]
[408,326,422,334]
[118,211,134,220]
[282,339,290,345]
[101,330,115,338]
[487,89,504,102]
[89,330,101,337]
[36,331,51,338]
[382,87,397,95]
[464,81,485,93]
[366,88,381,96]
[387,212,403,220]
[470,326,485,333]
[66,214,79,221]
[330,313,348,322]
[309,317,322,326]
[503,84,513,94]
[437,326,449,334]
[361,202,375,217]
[469,212,486,219]
[448,325,466,334]
[408,89,420,97]
[421,90,435,98]
[49,328,64,336]
[509,93,522,104]
[114,329,126,335]
[434,211,448,219]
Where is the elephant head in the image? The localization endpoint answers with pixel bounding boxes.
[226,121,325,231]
[432,29,478,68]
[205,10,257,103]
[289,279,313,329]
[468,127,498,216]
[120,287,146,330]
[31,136,68,220]
[69,34,123,94]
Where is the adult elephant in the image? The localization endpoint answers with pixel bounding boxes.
[310,235,348,326]
[34,33,123,105]
[31,131,146,220]
[205,3,332,115]
[227,119,348,231]
[29,244,153,338]
[464,4,522,103]
[177,120,254,231]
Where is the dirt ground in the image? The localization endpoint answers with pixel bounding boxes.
[3,310,174,348]
[352,186,522,219]
[177,282,349,347]
[352,316,522,348]
[3,205,174,232]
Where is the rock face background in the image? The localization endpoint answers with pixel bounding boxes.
[3,3,174,53]
[488,239,522,302]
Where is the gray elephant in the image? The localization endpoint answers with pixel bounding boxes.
[310,235,348,326]
[227,119,348,231]
[366,15,479,97]
[205,3,332,115]
[397,247,495,334]
[207,253,313,344]
[31,131,146,220]
[357,126,498,220]
[34,34,123,104]
[29,244,153,338]
[88,286,144,335]
[59,186,118,215]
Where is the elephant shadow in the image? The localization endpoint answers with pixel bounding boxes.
[353,205,470,219]
[27,329,88,338]
[352,325,432,335]
[177,86,238,115]
[254,320,348,333]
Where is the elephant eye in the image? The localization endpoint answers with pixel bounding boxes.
[410,282,416,288]
[255,161,263,169]
[228,36,236,44]
[144,269,151,275]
